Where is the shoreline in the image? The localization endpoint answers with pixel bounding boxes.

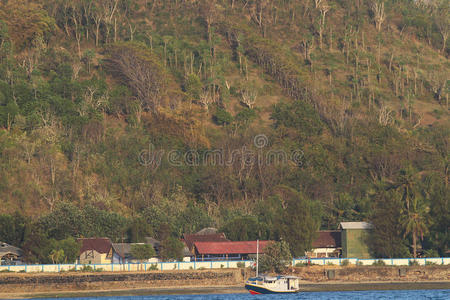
[1,281,449,299]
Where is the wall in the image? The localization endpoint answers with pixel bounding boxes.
[292,257,450,266]
[0,269,243,294]
[290,265,450,282]
[0,260,253,273]
[342,229,371,258]
[79,250,110,265]
[0,258,448,274]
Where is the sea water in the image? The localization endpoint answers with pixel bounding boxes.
[30,290,450,300]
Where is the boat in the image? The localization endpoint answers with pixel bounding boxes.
[245,275,300,294]
[244,240,301,294]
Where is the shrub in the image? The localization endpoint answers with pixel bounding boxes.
[326,262,335,265]
[425,261,437,266]
[236,262,245,268]
[295,262,308,267]
[409,260,420,266]
[94,267,104,272]
[372,260,386,266]
[148,264,158,271]
[341,260,350,266]
[80,265,94,272]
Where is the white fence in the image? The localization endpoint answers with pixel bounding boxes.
[0,257,449,273]
[292,257,450,266]
[0,260,253,273]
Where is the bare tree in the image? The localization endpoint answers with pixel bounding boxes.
[371,0,385,32]
[106,44,167,113]
[317,0,330,50]
[378,105,394,126]
[434,1,449,53]
[240,88,257,108]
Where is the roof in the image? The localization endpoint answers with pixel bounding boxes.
[112,243,134,258]
[194,241,272,255]
[77,238,112,254]
[312,231,341,248]
[144,237,161,248]
[195,227,219,235]
[339,222,373,230]
[183,233,229,251]
[0,242,23,258]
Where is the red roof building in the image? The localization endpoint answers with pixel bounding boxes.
[183,233,229,252]
[193,241,272,260]
[77,238,113,264]
[312,231,341,248]
[307,231,341,258]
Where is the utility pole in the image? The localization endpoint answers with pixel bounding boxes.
[256,239,259,277]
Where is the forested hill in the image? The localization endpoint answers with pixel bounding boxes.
[0,0,448,261]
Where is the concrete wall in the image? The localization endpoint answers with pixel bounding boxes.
[293,257,450,266]
[0,258,448,273]
[342,229,371,258]
[79,251,110,265]
[0,269,243,295]
[0,260,253,273]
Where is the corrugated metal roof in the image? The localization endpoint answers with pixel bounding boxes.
[339,222,373,230]
[195,227,219,235]
[312,231,341,248]
[194,241,272,255]
[77,238,112,254]
[183,233,229,251]
[0,242,22,258]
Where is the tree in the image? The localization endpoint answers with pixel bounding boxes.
[370,0,385,32]
[130,244,156,262]
[402,197,430,258]
[273,186,321,257]
[434,0,449,52]
[105,42,168,113]
[392,166,420,212]
[0,213,27,247]
[271,101,323,141]
[369,189,409,258]
[221,215,260,241]
[49,248,65,264]
[159,237,184,261]
[259,241,292,273]
[0,1,55,50]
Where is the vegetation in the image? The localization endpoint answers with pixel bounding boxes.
[259,241,292,273]
[0,0,448,262]
[130,244,156,262]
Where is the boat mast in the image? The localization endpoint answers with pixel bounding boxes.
[256,239,259,277]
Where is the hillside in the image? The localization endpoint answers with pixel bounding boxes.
[0,0,448,261]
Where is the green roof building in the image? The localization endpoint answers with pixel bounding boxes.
[339,222,373,258]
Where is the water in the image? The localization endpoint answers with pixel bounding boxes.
[31,290,450,300]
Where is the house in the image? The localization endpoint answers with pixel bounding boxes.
[77,238,113,264]
[144,237,161,255]
[193,240,272,261]
[183,229,229,254]
[0,242,23,265]
[306,230,341,258]
[112,242,160,264]
[339,222,373,259]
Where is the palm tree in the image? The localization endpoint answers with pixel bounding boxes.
[402,197,430,258]
[392,166,419,212]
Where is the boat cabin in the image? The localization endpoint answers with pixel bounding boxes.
[246,275,300,293]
